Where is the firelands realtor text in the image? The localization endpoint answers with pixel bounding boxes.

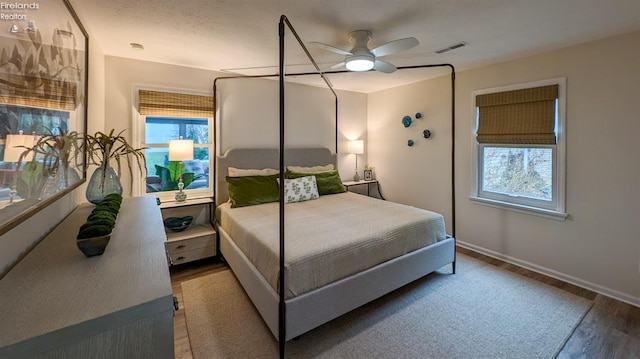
[1,2,38,20]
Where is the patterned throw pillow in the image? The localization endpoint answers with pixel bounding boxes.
[279,176,319,204]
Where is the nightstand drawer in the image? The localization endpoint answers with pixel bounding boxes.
[166,232,215,254]
[168,245,217,265]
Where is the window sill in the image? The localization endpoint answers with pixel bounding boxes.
[469,196,568,221]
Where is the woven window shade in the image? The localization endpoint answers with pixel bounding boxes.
[138,90,213,118]
[476,84,558,144]
[0,74,77,111]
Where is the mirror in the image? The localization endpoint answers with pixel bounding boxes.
[0,0,88,235]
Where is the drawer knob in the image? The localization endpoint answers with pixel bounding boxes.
[175,256,185,261]
[176,244,186,249]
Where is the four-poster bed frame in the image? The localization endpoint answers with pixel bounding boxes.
[212,15,457,358]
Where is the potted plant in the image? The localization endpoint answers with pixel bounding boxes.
[17,127,83,199]
[84,129,146,204]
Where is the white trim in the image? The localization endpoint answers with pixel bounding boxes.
[471,77,567,215]
[469,196,568,221]
[457,241,640,308]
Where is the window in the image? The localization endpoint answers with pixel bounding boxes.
[135,89,213,201]
[471,79,567,220]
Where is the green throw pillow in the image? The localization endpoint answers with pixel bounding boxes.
[226,174,280,208]
[287,170,345,196]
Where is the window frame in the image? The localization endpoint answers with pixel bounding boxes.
[470,78,568,221]
[132,86,213,202]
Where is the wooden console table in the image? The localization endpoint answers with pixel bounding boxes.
[0,195,174,359]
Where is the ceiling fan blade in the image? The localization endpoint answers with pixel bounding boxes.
[328,61,346,70]
[373,59,397,74]
[309,42,352,56]
[371,37,419,57]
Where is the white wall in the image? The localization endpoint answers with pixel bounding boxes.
[1,2,106,277]
[216,78,367,178]
[368,74,454,231]
[369,30,640,306]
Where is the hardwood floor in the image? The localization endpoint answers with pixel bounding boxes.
[170,248,640,358]
[171,257,229,359]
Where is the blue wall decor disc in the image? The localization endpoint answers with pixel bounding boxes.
[402,116,412,128]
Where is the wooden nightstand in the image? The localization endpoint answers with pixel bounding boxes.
[159,197,217,265]
[343,179,385,199]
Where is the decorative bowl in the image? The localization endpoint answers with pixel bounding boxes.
[77,234,111,257]
[164,215,193,232]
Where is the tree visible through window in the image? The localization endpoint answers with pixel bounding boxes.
[481,147,552,202]
[472,79,566,218]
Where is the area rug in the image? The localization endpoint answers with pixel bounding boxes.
[181,254,592,358]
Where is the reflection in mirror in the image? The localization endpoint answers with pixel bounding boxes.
[0,0,88,235]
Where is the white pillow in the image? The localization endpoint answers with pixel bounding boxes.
[228,167,279,177]
[287,164,334,173]
[278,176,319,204]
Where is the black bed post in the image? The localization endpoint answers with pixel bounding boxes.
[212,27,455,351]
[278,15,287,359]
[450,66,457,274]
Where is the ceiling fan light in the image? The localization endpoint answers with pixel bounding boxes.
[346,55,374,72]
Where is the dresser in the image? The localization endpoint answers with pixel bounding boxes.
[0,195,174,359]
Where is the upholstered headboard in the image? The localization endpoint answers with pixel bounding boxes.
[215,147,337,206]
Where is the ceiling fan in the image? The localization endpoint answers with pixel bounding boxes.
[310,30,419,73]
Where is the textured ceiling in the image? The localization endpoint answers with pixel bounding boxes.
[72,0,640,93]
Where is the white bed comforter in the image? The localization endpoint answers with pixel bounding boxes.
[217,192,446,299]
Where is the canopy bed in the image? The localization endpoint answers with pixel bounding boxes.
[212,16,456,358]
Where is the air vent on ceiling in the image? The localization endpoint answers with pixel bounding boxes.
[435,42,467,54]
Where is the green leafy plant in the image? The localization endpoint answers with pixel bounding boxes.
[154,163,194,191]
[85,129,147,191]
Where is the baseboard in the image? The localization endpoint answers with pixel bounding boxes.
[456,241,640,308]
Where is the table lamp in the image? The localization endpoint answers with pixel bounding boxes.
[348,139,364,181]
[168,137,193,202]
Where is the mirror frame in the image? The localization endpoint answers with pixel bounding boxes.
[0,0,88,236]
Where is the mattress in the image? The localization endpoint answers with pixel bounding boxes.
[217,191,446,299]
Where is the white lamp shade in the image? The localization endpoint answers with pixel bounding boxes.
[348,140,364,155]
[168,139,194,161]
[4,134,35,162]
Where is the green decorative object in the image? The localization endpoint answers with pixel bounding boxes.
[76,194,122,257]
